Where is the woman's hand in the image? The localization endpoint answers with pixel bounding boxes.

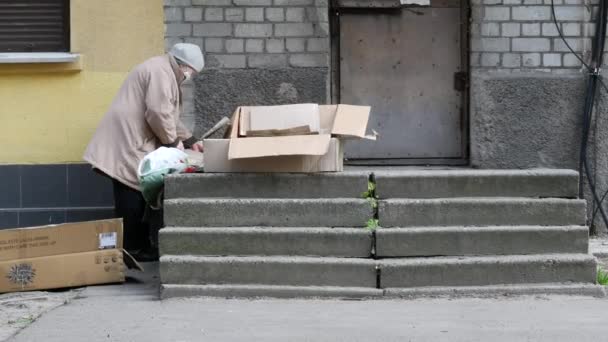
[191,141,204,152]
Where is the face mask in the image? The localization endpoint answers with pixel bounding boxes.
[182,70,192,83]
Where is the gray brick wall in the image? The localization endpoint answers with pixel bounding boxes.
[163,0,329,69]
[164,0,329,132]
[471,0,600,73]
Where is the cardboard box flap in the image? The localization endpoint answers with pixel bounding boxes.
[319,105,338,134]
[123,250,144,271]
[239,104,320,137]
[331,105,377,140]
[227,107,241,139]
[246,125,313,137]
[228,134,332,160]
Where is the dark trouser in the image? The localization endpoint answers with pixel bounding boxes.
[112,179,163,253]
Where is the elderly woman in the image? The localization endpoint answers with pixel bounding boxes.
[84,43,204,261]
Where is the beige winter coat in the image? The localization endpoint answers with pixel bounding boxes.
[83,54,193,190]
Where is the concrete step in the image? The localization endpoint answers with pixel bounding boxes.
[383,283,606,299]
[160,255,377,288]
[374,169,579,199]
[379,254,597,288]
[165,172,370,199]
[378,198,586,227]
[160,283,605,299]
[375,226,589,257]
[161,284,383,299]
[159,227,372,257]
[164,198,374,227]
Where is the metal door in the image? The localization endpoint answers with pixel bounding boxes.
[333,0,468,164]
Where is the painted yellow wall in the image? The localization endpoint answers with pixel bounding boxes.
[0,0,164,164]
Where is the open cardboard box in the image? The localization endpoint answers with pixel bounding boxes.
[204,104,375,173]
[0,219,142,294]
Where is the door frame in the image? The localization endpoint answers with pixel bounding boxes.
[329,0,471,166]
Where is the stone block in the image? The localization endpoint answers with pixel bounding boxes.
[205,38,224,52]
[226,39,244,53]
[512,38,550,52]
[543,53,562,67]
[501,23,520,37]
[245,39,264,52]
[246,7,265,21]
[563,53,582,67]
[522,23,540,36]
[274,23,314,37]
[208,54,247,68]
[160,227,373,257]
[376,226,588,257]
[542,22,559,36]
[165,172,370,199]
[562,23,581,36]
[522,52,541,66]
[248,54,288,68]
[165,0,191,6]
[266,8,285,21]
[192,0,230,4]
[503,53,522,67]
[378,198,586,227]
[481,23,500,36]
[306,37,328,52]
[484,7,510,21]
[481,53,500,67]
[274,0,314,5]
[512,6,551,20]
[374,169,580,199]
[470,73,586,169]
[380,254,596,288]
[289,53,328,67]
[472,38,510,52]
[225,8,245,22]
[193,23,232,37]
[286,38,306,52]
[204,8,223,21]
[553,38,589,52]
[233,0,272,5]
[235,23,273,37]
[184,7,202,22]
[165,7,183,22]
[265,38,285,53]
[165,23,191,37]
[286,7,306,22]
[165,198,373,227]
[160,255,377,287]
[553,5,586,21]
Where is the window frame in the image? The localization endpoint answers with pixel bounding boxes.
[0,0,71,54]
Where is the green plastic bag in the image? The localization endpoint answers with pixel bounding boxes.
[138,147,189,208]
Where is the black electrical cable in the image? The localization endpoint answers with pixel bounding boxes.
[583,1,608,231]
[551,0,608,230]
[550,0,591,71]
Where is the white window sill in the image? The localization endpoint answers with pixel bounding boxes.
[0,52,80,64]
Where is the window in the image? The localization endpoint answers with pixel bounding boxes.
[0,0,70,53]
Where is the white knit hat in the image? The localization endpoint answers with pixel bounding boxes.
[169,43,205,72]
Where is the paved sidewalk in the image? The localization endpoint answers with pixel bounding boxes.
[0,290,78,341]
[4,262,608,342]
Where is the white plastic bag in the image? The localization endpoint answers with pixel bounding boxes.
[138,147,189,207]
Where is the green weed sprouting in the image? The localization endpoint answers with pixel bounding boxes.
[597,268,608,285]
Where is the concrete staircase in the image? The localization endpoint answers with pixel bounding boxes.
[159,169,604,299]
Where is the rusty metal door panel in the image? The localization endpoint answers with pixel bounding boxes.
[339,5,464,161]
